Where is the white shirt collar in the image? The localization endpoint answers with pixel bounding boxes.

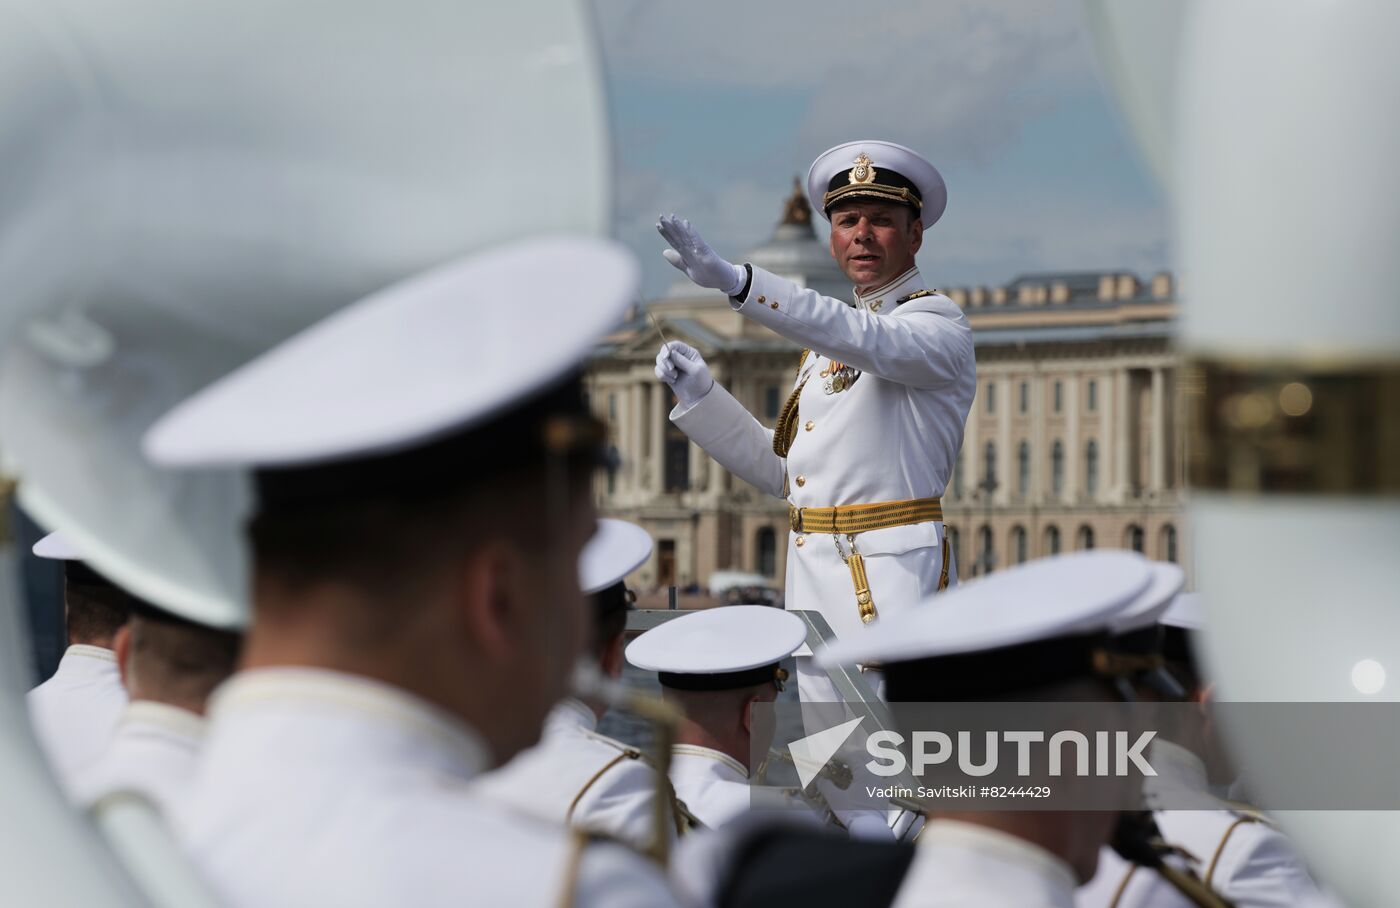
[918,818,1078,893]
[853,266,924,310]
[672,743,748,780]
[120,700,207,741]
[209,668,491,779]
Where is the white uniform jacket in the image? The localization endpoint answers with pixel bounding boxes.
[894,819,1078,907]
[474,698,677,851]
[27,644,128,790]
[671,265,975,646]
[668,743,830,832]
[1077,742,1339,908]
[71,700,204,814]
[175,670,677,908]
[668,744,753,831]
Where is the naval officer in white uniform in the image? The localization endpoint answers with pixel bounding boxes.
[476,518,694,852]
[72,595,241,814]
[26,532,130,791]
[149,240,678,907]
[813,551,1167,908]
[627,605,835,831]
[654,140,975,706]
[1078,593,1342,908]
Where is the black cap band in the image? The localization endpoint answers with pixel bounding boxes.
[660,663,783,692]
[885,631,1114,702]
[253,373,602,514]
[824,167,922,214]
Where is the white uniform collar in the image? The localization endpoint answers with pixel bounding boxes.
[120,700,207,741]
[672,743,748,780]
[63,644,118,665]
[547,697,598,734]
[918,818,1078,892]
[209,668,491,778]
[1142,738,1218,809]
[853,266,925,311]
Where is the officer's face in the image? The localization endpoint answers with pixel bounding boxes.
[828,200,923,292]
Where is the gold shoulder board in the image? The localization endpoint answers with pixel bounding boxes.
[895,289,936,305]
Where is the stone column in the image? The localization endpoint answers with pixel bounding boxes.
[1031,370,1047,508]
[1099,369,1114,502]
[1150,367,1166,493]
[996,375,1011,505]
[1114,369,1132,501]
[963,376,980,496]
[650,382,666,492]
[1065,371,1079,502]
[628,380,644,498]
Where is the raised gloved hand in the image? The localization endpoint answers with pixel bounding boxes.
[657,214,747,296]
[654,341,714,408]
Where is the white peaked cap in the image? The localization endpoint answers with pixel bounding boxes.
[1106,561,1187,634]
[146,238,636,468]
[580,519,653,596]
[32,531,82,561]
[627,605,806,677]
[817,550,1152,668]
[806,139,947,225]
[1159,592,1204,632]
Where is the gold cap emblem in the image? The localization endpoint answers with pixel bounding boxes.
[847,152,876,186]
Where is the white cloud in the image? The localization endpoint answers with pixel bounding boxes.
[597,0,1093,164]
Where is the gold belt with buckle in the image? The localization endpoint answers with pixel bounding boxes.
[788,496,943,535]
[788,496,944,625]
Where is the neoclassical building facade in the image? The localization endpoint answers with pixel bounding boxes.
[588,184,1185,593]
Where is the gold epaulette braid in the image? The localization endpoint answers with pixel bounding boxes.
[772,349,812,458]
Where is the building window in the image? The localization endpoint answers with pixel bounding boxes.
[952,452,964,499]
[756,527,777,577]
[1077,525,1095,550]
[1011,526,1027,564]
[663,424,690,492]
[983,441,997,488]
[657,539,676,587]
[1053,381,1063,413]
[1017,441,1030,496]
[764,385,781,420]
[608,393,617,422]
[1019,381,1028,414]
[605,444,620,495]
[985,381,996,414]
[1051,441,1064,497]
[1085,440,1099,496]
[1044,525,1061,555]
[947,526,962,577]
[1126,524,1145,553]
[978,524,995,575]
[1087,380,1097,412]
[1161,524,1178,563]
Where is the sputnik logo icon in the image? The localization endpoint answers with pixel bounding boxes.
[787,717,863,789]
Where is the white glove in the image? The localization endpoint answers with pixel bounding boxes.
[654,341,714,408]
[657,214,747,296]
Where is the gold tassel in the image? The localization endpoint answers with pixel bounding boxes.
[848,550,877,624]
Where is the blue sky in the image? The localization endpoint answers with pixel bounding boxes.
[592,0,1168,297]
